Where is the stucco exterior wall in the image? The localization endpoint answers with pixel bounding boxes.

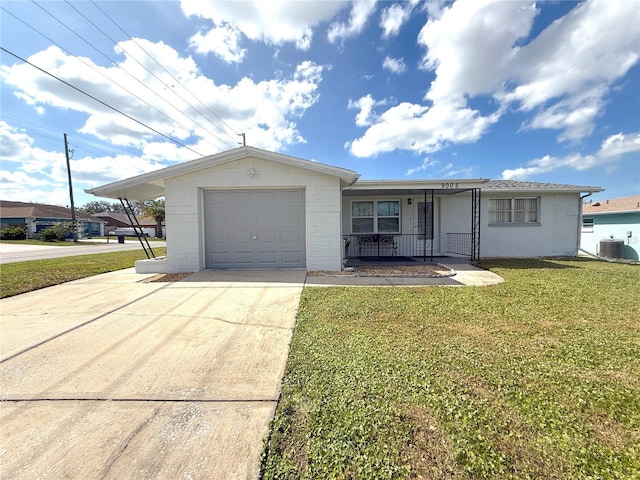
[439,194,472,254]
[580,212,639,260]
[481,192,580,258]
[163,156,343,272]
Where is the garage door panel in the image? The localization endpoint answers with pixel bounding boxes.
[257,251,278,264]
[281,230,301,243]
[256,214,277,228]
[233,252,255,264]
[210,252,230,264]
[282,251,302,263]
[257,231,276,243]
[232,191,254,202]
[256,191,277,203]
[204,189,305,269]
[232,231,255,243]
[210,231,230,244]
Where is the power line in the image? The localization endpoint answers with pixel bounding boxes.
[1,115,114,157]
[0,46,205,157]
[26,1,237,151]
[1,5,216,152]
[64,0,240,148]
[90,0,242,142]
[0,115,65,142]
[3,109,157,159]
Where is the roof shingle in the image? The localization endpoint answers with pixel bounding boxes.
[0,200,96,221]
[483,180,602,192]
[583,195,640,214]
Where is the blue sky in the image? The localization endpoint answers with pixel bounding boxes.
[1,0,639,208]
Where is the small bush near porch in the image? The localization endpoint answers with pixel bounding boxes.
[262,259,639,479]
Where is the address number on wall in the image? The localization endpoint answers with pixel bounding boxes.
[441,182,459,189]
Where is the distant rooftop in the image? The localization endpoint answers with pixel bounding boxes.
[583,195,640,215]
[0,200,96,221]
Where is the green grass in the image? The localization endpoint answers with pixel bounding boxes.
[0,248,166,298]
[0,239,83,246]
[262,258,640,479]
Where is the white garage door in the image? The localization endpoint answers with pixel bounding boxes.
[204,189,306,269]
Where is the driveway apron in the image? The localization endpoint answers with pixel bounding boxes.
[0,269,305,480]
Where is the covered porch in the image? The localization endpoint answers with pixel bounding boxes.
[341,179,486,264]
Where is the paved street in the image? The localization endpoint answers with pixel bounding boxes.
[0,239,165,264]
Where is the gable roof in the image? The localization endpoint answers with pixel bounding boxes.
[583,194,640,215]
[85,146,360,201]
[483,180,603,193]
[0,201,97,222]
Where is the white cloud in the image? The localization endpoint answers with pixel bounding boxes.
[418,0,537,104]
[499,0,640,142]
[405,157,474,178]
[347,94,388,127]
[380,1,418,38]
[327,0,377,43]
[0,42,325,154]
[0,121,171,204]
[349,101,499,157]
[0,121,34,160]
[347,0,640,159]
[382,56,406,74]
[501,132,640,179]
[181,0,346,53]
[189,24,246,63]
[406,157,438,176]
[440,162,475,179]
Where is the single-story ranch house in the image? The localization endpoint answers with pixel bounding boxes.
[0,200,103,238]
[86,146,603,273]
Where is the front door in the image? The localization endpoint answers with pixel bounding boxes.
[414,199,439,256]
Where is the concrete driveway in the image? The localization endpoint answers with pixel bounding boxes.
[0,269,305,480]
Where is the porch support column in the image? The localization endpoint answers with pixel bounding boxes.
[431,189,435,262]
[471,188,481,261]
[423,189,427,262]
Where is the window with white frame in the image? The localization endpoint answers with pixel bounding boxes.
[582,218,594,232]
[351,200,400,233]
[489,197,539,225]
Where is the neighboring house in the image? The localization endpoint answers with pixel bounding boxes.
[0,200,104,238]
[85,146,602,273]
[580,195,640,260]
[93,211,166,238]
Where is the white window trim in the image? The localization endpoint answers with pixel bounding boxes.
[489,197,540,226]
[351,199,401,234]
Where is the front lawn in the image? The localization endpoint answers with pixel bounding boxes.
[262,258,640,479]
[0,248,166,298]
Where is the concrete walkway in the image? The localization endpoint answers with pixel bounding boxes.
[0,269,305,480]
[305,259,504,287]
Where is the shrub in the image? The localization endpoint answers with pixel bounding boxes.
[0,225,27,240]
[39,223,72,242]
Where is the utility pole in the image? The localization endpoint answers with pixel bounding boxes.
[238,133,246,147]
[64,133,77,242]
